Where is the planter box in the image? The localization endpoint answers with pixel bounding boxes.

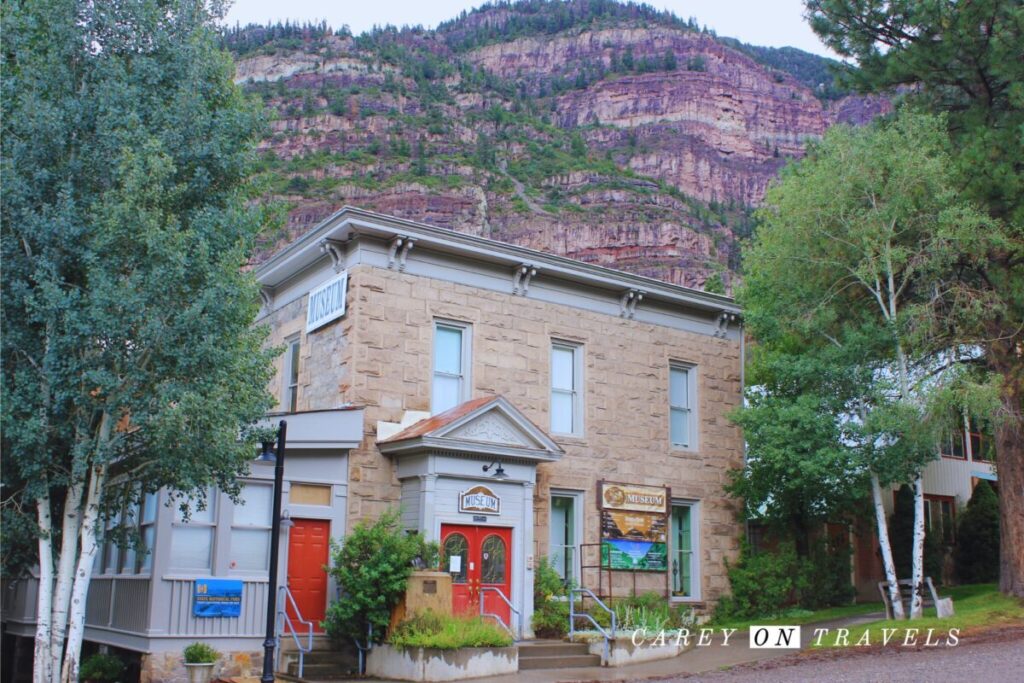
[366,644,518,681]
[575,631,691,667]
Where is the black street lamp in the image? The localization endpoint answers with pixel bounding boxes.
[257,419,287,683]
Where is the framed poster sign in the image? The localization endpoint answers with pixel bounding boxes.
[598,481,669,572]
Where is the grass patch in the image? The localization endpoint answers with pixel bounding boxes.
[388,610,513,650]
[813,584,1024,648]
[712,601,885,632]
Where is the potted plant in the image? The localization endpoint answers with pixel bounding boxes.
[182,642,219,683]
[80,653,125,683]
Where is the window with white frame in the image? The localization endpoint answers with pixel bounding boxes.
[671,502,698,598]
[138,492,157,573]
[169,489,217,571]
[549,494,579,584]
[284,336,301,413]
[229,483,273,572]
[551,342,582,435]
[670,364,695,448]
[432,321,470,413]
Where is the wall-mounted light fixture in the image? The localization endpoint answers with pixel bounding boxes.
[482,461,509,480]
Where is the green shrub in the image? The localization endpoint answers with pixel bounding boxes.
[533,556,567,602]
[797,537,855,609]
[79,653,125,682]
[324,509,437,644]
[955,481,1000,583]
[532,599,570,638]
[182,642,218,664]
[715,541,797,620]
[388,610,513,650]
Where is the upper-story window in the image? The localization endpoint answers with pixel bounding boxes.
[432,321,471,414]
[283,336,300,413]
[551,342,582,436]
[940,430,966,459]
[670,364,695,448]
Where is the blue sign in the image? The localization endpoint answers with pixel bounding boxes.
[193,579,243,618]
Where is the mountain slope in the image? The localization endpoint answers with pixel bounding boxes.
[229,0,889,292]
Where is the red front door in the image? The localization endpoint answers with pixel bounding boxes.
[440,524,512,626]
[287,518,330,632]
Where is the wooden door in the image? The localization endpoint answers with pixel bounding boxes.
[440,524,512,626]
[287,518,330,631]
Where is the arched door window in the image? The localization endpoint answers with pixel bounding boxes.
[443,533,469,584]
[480,534,507,584]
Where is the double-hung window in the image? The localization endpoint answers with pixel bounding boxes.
[284,336,301,413]
[551,342,582,435]
[549,493,580,585]
[170,489,217,572]
[230,483,273,572]
[432,321,470,413]
[138,492,157,573]
[670,364,694,448]
[671,502,698,598]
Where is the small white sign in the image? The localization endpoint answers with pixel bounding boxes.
[448,555,462,573]
[306,271,348,332]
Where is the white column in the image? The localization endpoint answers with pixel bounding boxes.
[420,473,438,540]
[521,481,535,639]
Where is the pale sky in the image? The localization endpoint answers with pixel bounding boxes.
[222,0,837,58]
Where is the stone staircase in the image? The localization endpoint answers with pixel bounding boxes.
[517,640,602,670]
[277,634,357,681]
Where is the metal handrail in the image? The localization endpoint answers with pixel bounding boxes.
[569,587,616,665]
[276,584,314,678]
[479,586,522,640]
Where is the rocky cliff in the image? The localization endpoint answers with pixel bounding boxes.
[231,1,888,292]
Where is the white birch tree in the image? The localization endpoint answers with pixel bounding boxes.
[740,110,1002,619]
[2,1,278,679]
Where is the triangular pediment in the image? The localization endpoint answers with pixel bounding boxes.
[377,395,563,462]
[442,407,542,448]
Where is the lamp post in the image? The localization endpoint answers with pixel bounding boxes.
[257,419,287,683]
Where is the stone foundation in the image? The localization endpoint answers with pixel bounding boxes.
[140,650,263,683]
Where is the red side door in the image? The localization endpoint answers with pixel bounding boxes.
[287,518,331,631]
[440,525,512,626]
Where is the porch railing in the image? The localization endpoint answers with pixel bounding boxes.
[276,584,313,678]
[569,587,616,665]
[479,586,522,640]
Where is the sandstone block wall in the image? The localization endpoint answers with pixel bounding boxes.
[263,262,743,605]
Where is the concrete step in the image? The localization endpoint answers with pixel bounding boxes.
[285,660,353,679]
[517,641,591,657]
[518,653,602,670]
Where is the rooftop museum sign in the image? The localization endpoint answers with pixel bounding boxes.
[459,485,501,515]
[306,271,348,332]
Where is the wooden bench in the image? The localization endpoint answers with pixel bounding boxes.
[877,577,954,619]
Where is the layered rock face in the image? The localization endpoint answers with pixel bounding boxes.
[234,12,887,292]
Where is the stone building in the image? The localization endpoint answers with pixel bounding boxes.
[1,207,744,681]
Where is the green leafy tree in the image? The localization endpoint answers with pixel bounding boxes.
[324,510,436,645]
[806,0,1024,598]
[740,110,1004,618]
[955,481,1001,583]
[1,1,276,681]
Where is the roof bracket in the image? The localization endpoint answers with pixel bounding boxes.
[259,286,275,310]
[388,235,416,271]
[319,238,346,272]
[512,263,539,296]
[714,310,737,338]
[619,289,645,318]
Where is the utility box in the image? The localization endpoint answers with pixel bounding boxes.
[391,571,453,628]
